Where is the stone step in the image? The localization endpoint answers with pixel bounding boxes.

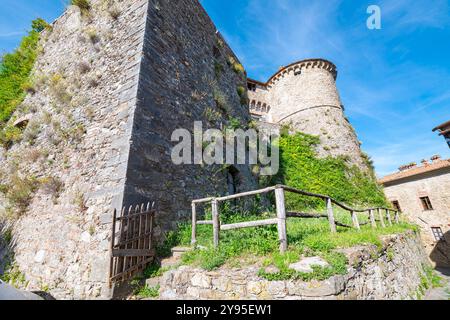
[171,247,193,258]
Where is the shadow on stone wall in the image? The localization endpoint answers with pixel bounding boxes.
[0,222,16,276]
[430,230,450,268]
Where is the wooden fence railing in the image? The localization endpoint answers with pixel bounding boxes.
[109,203,156,286]
[191,185,401,253]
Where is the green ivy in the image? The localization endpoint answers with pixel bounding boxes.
[266,132,388,210]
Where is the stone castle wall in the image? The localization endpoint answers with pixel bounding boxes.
[0,0,257,299]
[248,60,368,170]
[383,168,450,267]
[0,0,149,299]
[122,0,257,234]
[159,231,430,300]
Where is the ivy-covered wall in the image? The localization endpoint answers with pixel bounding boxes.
[266,132,388,209]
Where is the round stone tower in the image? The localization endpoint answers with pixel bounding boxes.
[248,58,368,170]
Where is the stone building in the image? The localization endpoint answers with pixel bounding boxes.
[0,0,371,299]
[379,156,450,267]
[247,59,369,170]
[433,120,450,148]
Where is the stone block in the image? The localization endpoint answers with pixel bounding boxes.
[191,273,211,289]
[267,281,286,297]
[289,256,329,273]
[212,276,233,292]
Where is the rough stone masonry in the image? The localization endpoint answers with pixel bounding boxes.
[159,231,430,300]
[0,0,383,300]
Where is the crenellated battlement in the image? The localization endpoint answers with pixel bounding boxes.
[248,59,337,90]
[247,58,367,171]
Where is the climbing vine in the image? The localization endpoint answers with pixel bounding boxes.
[264,132,388,210]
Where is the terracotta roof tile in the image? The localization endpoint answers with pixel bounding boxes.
[379,159,450,184]
[433,119,450,132]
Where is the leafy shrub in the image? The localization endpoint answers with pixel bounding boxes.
[203,107,221,123]
[0,263,26,287]
[21,81,36,94]
[22,119,41,145]
[227,56,245,75]
[213,88,228,113]
[3,174,39,214]
[266,132,388,209]
[86,28,100,44]
[71,0,91,14]
[49,73,72,105]
[0,126,22,149]
[236,86,248,105]
[73,190,88,213]
[214,61,224,78]
[31,18,51,33]
[134,284,160,299]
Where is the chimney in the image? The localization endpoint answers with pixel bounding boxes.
[399,163,417,172]
[421,159,430,167]
[431,155,442,163]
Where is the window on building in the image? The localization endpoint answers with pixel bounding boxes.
[420,196,434,211]
[391,201,401,212]
[247,83,257,92]
[431,227,445,242]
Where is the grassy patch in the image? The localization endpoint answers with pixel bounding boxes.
[134,284,160,299]
[143,263,170,279]
[423,264,443,289]
[168,209,416,281]
[0,263,27,288]
[0,174,39,215]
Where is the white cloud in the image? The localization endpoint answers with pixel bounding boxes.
[0,31,25,38]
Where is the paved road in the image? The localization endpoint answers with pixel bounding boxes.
[425,268,450,300]
[0,280,43,300]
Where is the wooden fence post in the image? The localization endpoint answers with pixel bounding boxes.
[386,209,393,226]
[369,209,377,229]
[351,211,361,230]
[212,199,220,248]
[275,187,288,253]
[378,208,386,228]
[191,202,197,245]
[109,209,117,287]
[326,198,337,233]
[395,211,400,224]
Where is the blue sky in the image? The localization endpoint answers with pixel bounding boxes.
[1,0,449,176]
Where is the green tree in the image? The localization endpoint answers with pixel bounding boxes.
[0,19,45,126]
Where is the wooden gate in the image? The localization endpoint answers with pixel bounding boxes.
[109,203,156,286]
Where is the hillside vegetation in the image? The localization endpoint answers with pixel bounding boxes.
[0,19,49,145]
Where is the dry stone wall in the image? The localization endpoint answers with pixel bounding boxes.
[159,231,430,300]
